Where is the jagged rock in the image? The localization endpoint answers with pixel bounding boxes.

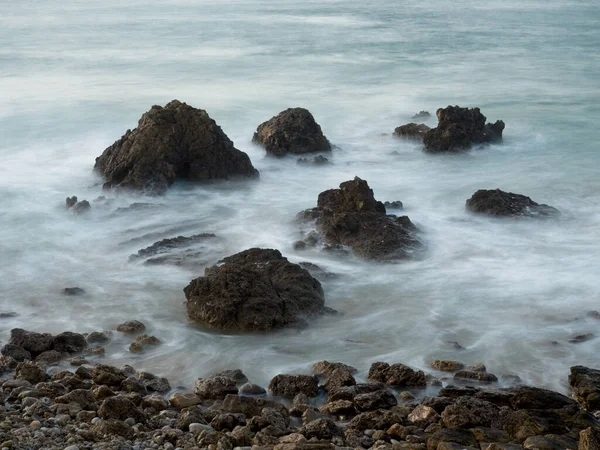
[66,196,78,208]
[269,374,319,398]
[184,248,329,331]
[500,409,568,442]
[297,155,330,166]
[98,395,146,423]
[301,418,343,440]
[384,200,403,209]
[312,361,357,376]
[423,105,504,152]
[61,287,86,296]
[93,365,127,386]
[441,397,500,428]
[569,365,600,412]
[170,392,202,409]
[55,389,97,410]
[426,429,477,450]
[466,189,559,217]
[194,375,238,399]
[368,362,427,387]
[253,108,331,156]
[430,360,464,372]
[1,344,31,362]
[86,332,110,344]
[95,100,258,194]
[323,368,356,393]
[394,123,431,140]
[34,350,62,365]
[508,386,576,410]
[408,405,441,427]
[116,320,146,333]
[412,111,431,121]
[129,334,160,353]
[15,361,48,384]
[213,369,249,383]
[299,177,421,260]
[222,394,289,423]
[92,419,134,439]
[454,370,498,383]
[579,427,600,450]
[52,332,87,353]
[328,383,386,402]
[9,329,54,355]
[211,413,247,431]
[348,409,405,431]
[72,200,91,214]
[129,233,218,266]
[239,383,267,395]
[353,390,397,411]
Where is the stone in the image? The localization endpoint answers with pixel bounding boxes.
[407,405,440,427]
[269,374,319,398]
[312,360,357,376]
[98,395,146,423]
[141,393,169,410]
[170,392,203,409]
[222,394,289,423]
[9,329,54,354]
[71,200,91,214]
[86,331,110,343]
[184,248,329,331]
[348,410,405,431]
[211,413,247,431]
[253,108,331,157]
[56,389,97,410]
[130,233,218,266]
[441,397,500,428]
[92,418,134,439]
[61,287,86,296]
[129,334,160,353]
[195,376,238,399]
[423,105,504,152]
[500,409,568,442]
[454,370,498,383]
[239,383,267,395]
[412,111,431,121]
[466,189,559,217]
[93,365,127,386]
[214,369,249,383]
[297,155,330,165]
[430,360,464,372]
[394,123,431,140]
[354,390,398,411]
[1,344,32,362]
[523,435,577,450]
[368,362,427,387]
[95,100,258,194]
[300,177,421,260]
[579,427,600,450]
[323,368,356,393]
[301,418,342,440]
[52,332,87,353]
[384,201,403,209]
[569,366,600,411]
[426,429,477,450]
[15,361,48,383]
[116,320,146,333]
[508,386,576,410]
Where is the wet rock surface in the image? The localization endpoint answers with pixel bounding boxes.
[94,99,259,194]
[466,189,560,217]
[423,105,505,152]
[394,123,431,140]
[183,248,330,331]
[253,108,331,156]
[297,177,422,260]
[129,233,220,267]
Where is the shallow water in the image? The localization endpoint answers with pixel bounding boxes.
[1,0,599,393]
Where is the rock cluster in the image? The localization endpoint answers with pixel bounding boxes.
[466,189,560,217]
[183,248,332,331]
[296,177,422,260]
[94,100,258,194]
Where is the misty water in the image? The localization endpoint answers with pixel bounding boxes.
[1,0,599,394]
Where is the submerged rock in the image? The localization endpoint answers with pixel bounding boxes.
[94,100,259,194]
[253,108,331,156]
[129,233,221,267]
[183,248,330,331]
[394,123,431,140]
[297,155,330,165]
[466,189,559,217]
[61,287,85,296]
[65,196,90,214]
[412,111,431,120]
[297,177,421,260]
[423,105,505,152]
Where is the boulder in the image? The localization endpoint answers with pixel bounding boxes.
[1,344,32,362]
[454,370,498,383]
[423,105,505,152]
[430,360,464,372]
[323,368,356,393]
[579,427,600,450]
[222,394,289,424]
[412,111,431,121]
[394,123,431,140]
[441,397,500,428]
[353,390,397,411]
[98,395,146,423]
[213,369,248,383]
[252,108,331,156]
[569,365,600,411]
[297,155,330,166]
[129,233,219,267]
[15,361,48,384]
[312,360,357,376]
[269,374,319,398]
[169,392,202,409]
[55,389,97,411]
[301,418,343,440]
[407,404,440,427]
[129,334,160,353]
[92,419,134,439]
[72,200,91,214]
[426,429,477,450]
[298,177,421,260]
[9,329,54,355]
[116,320,145,333]
[94,100,258,194]
[508,386,576,410]
[34,350,62,365]
[61,287,86,296]
[183,248,329,331]
[52,332,87,353]
[93,365,127,386]
[239,383,266,395]
[368,362,427,387]
[194,375,238,399]
[466,189,559,217]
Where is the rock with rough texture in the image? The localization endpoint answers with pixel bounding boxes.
[579,427,600,450]
[269,374,319,398]
[312,361,357,376]
[301,418,343,440]
[297,155,330,166]
[129,233,219,266]
[1,344,32,362]
[61,287,86,296]
[116,320,146,333]
[569,365,600,412]
[368,362,427,387]
[508,386,576,410]
[239,383,267,395]
[15,361,48,384]
[184,248,329,331]
[466,189,559,217]
[95,100,258,194]
[408,404,441,427]
[222,394,289,423]
[423,105,505,152]
[52,332,87,353]
[93,365,127,386]
[194,375,238,399]
[454,370,498,383]
[98,395,146,423]
[92,418,134,439]
[253,108,331,157]
[431,360,464,372]
[394,123,431,140]
[353,390,398,411]
[441,396,500,428]
[9,329,54,355]
[323,368,356,393]
[169,392,203,409]
[128,334,160,353]
[426,428,478,450]
[299,177,421,260]
[412,111,431,121]
[56,389,97,411]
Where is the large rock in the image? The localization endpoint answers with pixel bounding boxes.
[252,108,331,157]
[129,233,219,267]
[466,189,559,217]
[52,332,87,353]
[423,105,505,152]
[394,123,431,140]
[183,248,329,331]
[441,397,500,428]
[298,177,421,260]
[194,375,238,399]
[222,394,289,424]
[368,362,426,387]
[98,395,146,423]
[268,374,319,398]
[569,366,600,412]
[9,329,54,355]
[94,100,258,194]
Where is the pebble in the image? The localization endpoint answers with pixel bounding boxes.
[125,417,136,426]
[29,420,41,429]
[91,417,102,425]
[189,422,211,434]
[64,446,80,450]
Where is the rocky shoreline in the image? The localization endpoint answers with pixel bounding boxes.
[1,326,599,450]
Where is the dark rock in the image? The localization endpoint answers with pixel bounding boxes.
[223,394,289,424]
[349,409,405,431]
[297,155,330,165]
[66,196,78,208]
[323,368,356,393]
[353,390,398,411]
[412,111,431,121]
[9,328,54,355]
[328,383,386,402]
[129,334,160,353]
[570,333,595,344]
[56,389,97,410]
[522,435,577,450]
[253,108,331,157]
[116,320,146,333]
[249,407,287,431]
[15,361,48,384]
[466,189,559,217]
[441,397,500,428]
[213,369,249,383]
[141,375,171,393]
[407,404,441,427]
[61,287,86,296]
[194,375,238,399]
[34,350,62,365]
[130,233,218,262]
[1,344,31,362]
[297,262,337,281]
[98,395,146,423]
[394,123,431,140]
[184,248,328,331]
[239,383,266,395]
[92,419,134,439]
[121,377,148,395]
[420,396,456,414]
[86,331,110,344]
[368,362,427,387]
[430,360,464,372]
[384,200,403,209]
[312,360,357,376]
[579,427,600,450]
[302,177,421,260]
[269,374,319,398]
[95,100,258,194]
[568,365,600,411]
[72,200,91,213]
[454,370,498,383]
[426,429,477,450]
[301,418,343,440]
[93,365,127,386]
[508,386,576,410]
[211,413,247,431]
[423,105,504,152]
[52,331,87,353]
[499,409,568,442]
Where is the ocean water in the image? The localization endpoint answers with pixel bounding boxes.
[1,0,599,394]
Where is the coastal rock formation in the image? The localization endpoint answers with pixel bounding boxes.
[94,100,258,194]
[65,196,91,214]
[466,189,560,217]
[183,248,330,331]
[423,105,505,152]
[129,233,222,267]
[412,110,431,120]
[252,108,331,156]
[393,123,431,140]
[569,365,600,412]
[296,177,421,260]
